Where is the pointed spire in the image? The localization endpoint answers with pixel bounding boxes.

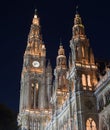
[25,9,45,56]
[76,5,79,14]
[35,9,37,15]
[34,9,38,19]
[60,38,62,46]
[33,9,39,25]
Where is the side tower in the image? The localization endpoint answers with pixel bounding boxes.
[51,42,69,129]
[55,42,68,108]
[68,11,99,130]
[18,11,51,130]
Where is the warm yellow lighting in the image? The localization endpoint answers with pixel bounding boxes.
[85,65,90,68]
[30,110,34,113]
[44,110,48,113]
[30,68,43,73]
[76,63,91,68]
[42,45,45,49]
[89,87,92,91]
[82,46,85,58]
[32,83,34,87]
[86,118,97,130]
[33,16,39,25]
[36,83,38,89]
[87,75,92,87]
[83,87,86,90]
[25,109,29,112]
[57,90,62,94]
[76,63,81,66]
[34,14,37,18]
[91,65,97,69]
[82,74,87,86]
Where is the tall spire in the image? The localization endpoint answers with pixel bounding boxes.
[25,9,46,56]
[56,41,67,69]
[60,38,62,46]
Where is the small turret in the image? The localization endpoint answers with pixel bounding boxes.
[53,41,68,108]
[72,7,86,39]
[56,41,67,69]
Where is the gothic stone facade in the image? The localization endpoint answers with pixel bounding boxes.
[17,11,110,130]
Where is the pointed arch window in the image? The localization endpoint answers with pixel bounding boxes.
[82,74,87,87]
[35,83,39,107]
[86,118,97,130]
[87,75,92,90]
[31,83,34,108]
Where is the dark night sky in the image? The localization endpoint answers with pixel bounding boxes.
[0,0,110,112]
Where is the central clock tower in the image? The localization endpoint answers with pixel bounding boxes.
[18,10,52,130]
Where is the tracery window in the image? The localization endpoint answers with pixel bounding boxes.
[86,118,97,130]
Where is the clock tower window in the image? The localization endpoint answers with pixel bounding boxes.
[31,82,39,108]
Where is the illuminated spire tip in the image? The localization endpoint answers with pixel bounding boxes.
[34,9,38,18]
[35,9,37,15]
[76,5,79,14]
[60,38,62,46]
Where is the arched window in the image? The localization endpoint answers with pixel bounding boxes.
[31,83,34,108]
[35,83,39,107]
[87,75,92,91]
[31,82,39,108]
[82,74,87,89]
[86,118,97,130]
[59,75,62,87]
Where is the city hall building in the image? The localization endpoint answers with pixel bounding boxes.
[17,10,110,130]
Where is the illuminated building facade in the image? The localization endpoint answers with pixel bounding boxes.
[17,10,110,130]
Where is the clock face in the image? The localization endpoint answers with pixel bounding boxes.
[32,61,40,67]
